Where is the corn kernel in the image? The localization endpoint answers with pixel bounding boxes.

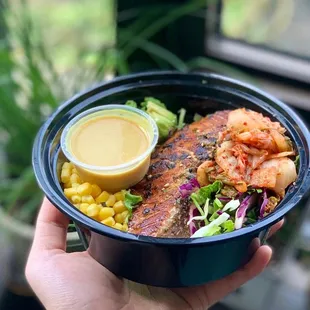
[64,182,72,189]
[122,209,129,220]
[61,169,71,183]
[96,191,110,204]
[82,195,95,204]
[80,203,89,214]
[113,200,127,213]
[114,213,123,224]
[72,168,78,174]
[106,195,116,207]
[86,204,100,218]
[99,207,115,221]
[73,204,80,209]
[91,184,102,198]
[115,191,125,201]
[71,183,80,188]
[101,217,115,227]
[70,173,81,184]
[114,223,123,230]
[71,195,82,204]
[64,187,77,198]
[121,210,129,220]
[77,183,92,196]
[122,223,128,231]
[62,162,72,170]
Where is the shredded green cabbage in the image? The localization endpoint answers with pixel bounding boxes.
[191,213,230,238]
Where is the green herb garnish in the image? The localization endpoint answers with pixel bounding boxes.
[124,190,143,223]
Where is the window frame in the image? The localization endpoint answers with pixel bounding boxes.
[206,1,310,84]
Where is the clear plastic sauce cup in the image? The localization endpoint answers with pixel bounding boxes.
[60,105,159,192]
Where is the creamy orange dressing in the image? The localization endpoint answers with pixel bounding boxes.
[69,116,149,167]
[63,107,157,192]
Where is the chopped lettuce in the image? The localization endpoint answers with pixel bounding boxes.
[123,190,143,223]
[188,181,239,236]
[193,113,203,122]
[191,195,205,218]
[142,97,166,108]
[246,209,257,224]
[187,199,209,226]
[213,198,223,212]
[221,220,235,232]
[222,199,240,212]
[125,100,138,108]
[191,212,230,238]
[177,108,187,129]
[294,155,300,170]
[209,211,219,222]
[205,226,221,236]
[190,181,223,206]
[141,97,177,140]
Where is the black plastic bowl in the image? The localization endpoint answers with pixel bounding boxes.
[32,72,310,287]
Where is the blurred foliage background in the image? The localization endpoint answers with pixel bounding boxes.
[0,0,116,224]
[1,0,251,225]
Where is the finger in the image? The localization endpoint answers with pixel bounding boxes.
[267,219,284,239]
[31,197,69,254]
[204,245,272,305]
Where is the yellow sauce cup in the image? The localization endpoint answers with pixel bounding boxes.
[60,105,159,192]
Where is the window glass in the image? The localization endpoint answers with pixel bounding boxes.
[221,0,310,59]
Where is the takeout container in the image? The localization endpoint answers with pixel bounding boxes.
[60,105,159,192]
[32,72,310,287]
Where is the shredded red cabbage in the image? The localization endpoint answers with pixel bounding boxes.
[188,205,198,234]
[179,178,200,198]
[217,210,223,215]
[235,194,256,229]
[236,196,251,218]
[190,178,200,188]
[192,208,200,217]
[217,196,231,202]
[259,190,269,219]
[236,192,247,200]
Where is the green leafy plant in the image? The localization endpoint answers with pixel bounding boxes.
[0,0,251,225]
[0,0,116,223]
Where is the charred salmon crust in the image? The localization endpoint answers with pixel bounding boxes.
[128,110,229,237]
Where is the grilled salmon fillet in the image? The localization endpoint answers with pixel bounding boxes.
[128,110,229,238]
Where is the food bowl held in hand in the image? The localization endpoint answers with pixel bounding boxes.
[32,72,310,287]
